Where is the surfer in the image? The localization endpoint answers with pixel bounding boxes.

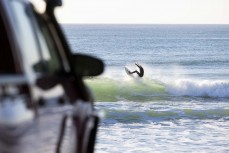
[125,63,144,77]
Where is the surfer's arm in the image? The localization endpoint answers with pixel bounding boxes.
[135,63,142,69]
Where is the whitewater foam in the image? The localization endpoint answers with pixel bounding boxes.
[166,79,229,98]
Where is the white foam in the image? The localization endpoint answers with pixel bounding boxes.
[166,79,229,98]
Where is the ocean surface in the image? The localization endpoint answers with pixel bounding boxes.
[63,24,229,153]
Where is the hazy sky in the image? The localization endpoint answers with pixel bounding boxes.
[55,0,229,24]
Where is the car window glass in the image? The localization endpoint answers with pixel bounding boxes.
[0,12,16,74]
[10,1,61,74]
[35,14,61,74]
[10,1,41,73]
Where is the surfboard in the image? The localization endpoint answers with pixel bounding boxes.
[125,67,131,75]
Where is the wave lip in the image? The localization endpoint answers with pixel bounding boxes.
[166,79,229,98]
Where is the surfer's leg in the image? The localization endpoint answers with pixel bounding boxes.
[130,70,142,77]
[129,70,138,74]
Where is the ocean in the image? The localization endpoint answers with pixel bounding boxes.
[63,24,229,153]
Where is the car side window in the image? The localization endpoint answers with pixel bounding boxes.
[34,12,62,74]
[10,1,41,73]
[0,11,16,74]
[9,1,61,74]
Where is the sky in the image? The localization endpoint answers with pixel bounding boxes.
[55,0,229,24]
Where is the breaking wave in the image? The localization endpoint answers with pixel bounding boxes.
[166,79,229,98]
[85,77,229,102]
[85,78,166,102]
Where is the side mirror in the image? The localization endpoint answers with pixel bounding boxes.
[46,0,62,8]
[72,54,104,77]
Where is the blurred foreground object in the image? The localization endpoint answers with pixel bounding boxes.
[0,0,104,152]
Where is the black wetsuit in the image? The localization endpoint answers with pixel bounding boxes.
[126,63,144,77]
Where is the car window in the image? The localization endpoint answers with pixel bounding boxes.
[10,1,62,74]
[10,1,41,72]
[34,12,62,74]
[0,11,16,74]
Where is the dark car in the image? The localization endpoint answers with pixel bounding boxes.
[0,0,104,152]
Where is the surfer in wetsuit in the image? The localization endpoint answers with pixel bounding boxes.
[125,63,144,77]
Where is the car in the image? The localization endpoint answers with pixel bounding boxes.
[0,0,104,152]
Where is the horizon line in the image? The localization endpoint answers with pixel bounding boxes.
[60,23,229,25]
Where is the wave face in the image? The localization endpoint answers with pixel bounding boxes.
[85,75,229,102]
[85,78,166,102]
